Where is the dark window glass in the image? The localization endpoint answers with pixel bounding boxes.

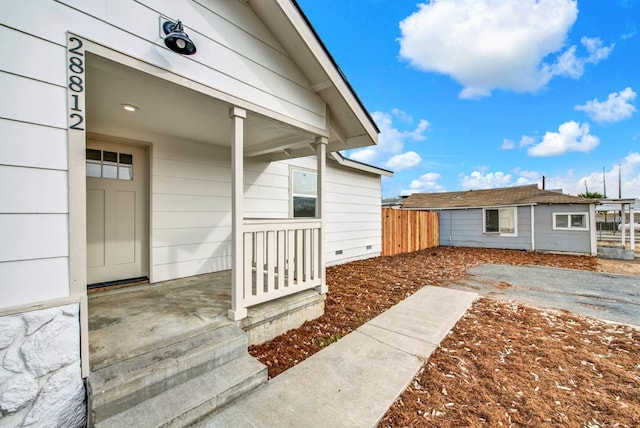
[485,209,499,232]
[86,148,101,161]
[119,153,133,165]
[293,197,316,218]
[103,151,118,162]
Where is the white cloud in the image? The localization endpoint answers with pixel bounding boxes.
[503,136,536,150]
[385,151,422,170]
[401,172,444,195]
[545,153,640,197]
[519,135,536,148]
[512,168,541,181]
[575,87,637,123]
[459,170,534,190]
[547,37,613,79]
[527,121,599,156]
[398,1,613,98]
[501,139,515,150]
[347,110,428,169]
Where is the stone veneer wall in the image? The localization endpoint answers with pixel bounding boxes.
[0,304,85,427]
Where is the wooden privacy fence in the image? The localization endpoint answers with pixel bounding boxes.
[382,208,439,256]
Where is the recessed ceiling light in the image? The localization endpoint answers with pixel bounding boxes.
[121,104,139,112]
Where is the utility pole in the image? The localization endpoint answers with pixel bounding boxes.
[618,164,622,198]
[603,166,607,198]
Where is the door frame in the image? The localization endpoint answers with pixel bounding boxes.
[85,133,151,288]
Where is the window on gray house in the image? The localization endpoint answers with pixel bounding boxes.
[484,207,517,235]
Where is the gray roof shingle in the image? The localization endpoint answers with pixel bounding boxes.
[402,184,594,209]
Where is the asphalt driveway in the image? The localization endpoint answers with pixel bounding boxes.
[446,264,640,326]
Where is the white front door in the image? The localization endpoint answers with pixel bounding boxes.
[86,138,148,285]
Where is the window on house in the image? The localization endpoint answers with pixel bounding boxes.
[86,149,133,180]
[291,170,317,217]
[553,213,588,230]
[484,208,517,235]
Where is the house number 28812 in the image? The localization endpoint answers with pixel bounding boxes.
[67,36,85,131]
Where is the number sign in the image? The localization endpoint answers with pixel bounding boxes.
[67,35,85,131]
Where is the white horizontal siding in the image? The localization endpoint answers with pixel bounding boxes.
[244,158,290,218]
[153,226,231,248]
[325,160,382,265]
[0,25,67,86]
[153,194,231,213]
[5,0,326,130]
[0,214,69,262]
[0,166,68,213]
[152,256,231,283]
[154,176,230,198]
[325,212,381,223]
[151,139,233,281]
[0,119,68,170]
[0,72,66,128]
[0,258,69,308]
[0,24,70,306]
[153,211,231,230]
[152,241,232,265]
[153,158,232,183]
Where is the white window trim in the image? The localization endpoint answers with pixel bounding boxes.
[289,166,317,218]
[482,207,518,237]
[553,212,589,231]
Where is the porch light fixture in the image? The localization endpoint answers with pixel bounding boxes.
[121,104,139,112]
[162,19,197,55]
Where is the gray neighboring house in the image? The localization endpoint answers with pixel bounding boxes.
[402,184,597,255]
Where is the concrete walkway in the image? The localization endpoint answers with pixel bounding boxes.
[194,286,477,428]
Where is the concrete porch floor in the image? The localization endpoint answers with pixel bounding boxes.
[88,271,234,371]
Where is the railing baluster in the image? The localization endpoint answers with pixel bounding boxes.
[304,228,311,283]
[266,230,275,293]
[255,231,264,296]
[243,232,253,299]
[287,229,295,289]
[277,230,285,291]
[295,229,303,285]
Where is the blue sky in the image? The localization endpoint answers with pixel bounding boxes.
[297,0,640,199]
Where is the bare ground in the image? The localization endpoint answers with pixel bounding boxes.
[248,247,640,427]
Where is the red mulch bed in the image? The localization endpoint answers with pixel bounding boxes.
[248,247,640,427]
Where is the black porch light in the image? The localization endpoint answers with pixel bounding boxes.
[162,19,197,55]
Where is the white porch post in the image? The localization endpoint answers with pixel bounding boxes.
[621,203,627,249]
[530,205,535,251]
[316,136,328,294]
[228,106,247,321]
[589,203,597,256]
[630,205,635,252]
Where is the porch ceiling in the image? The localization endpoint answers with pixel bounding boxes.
[86,53,317,157]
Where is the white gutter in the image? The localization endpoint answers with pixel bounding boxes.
[330,152,393,176]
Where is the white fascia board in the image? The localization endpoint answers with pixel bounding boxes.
[330,152,393,176]
[278,0,379,144]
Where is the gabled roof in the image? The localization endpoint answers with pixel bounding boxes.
[250,0,379,153]
[402,184,595,209]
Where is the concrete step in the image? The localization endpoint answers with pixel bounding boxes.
[94,355,267,428]
[89,323,254,424]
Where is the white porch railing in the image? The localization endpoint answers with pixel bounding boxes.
[241,219,322,308]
